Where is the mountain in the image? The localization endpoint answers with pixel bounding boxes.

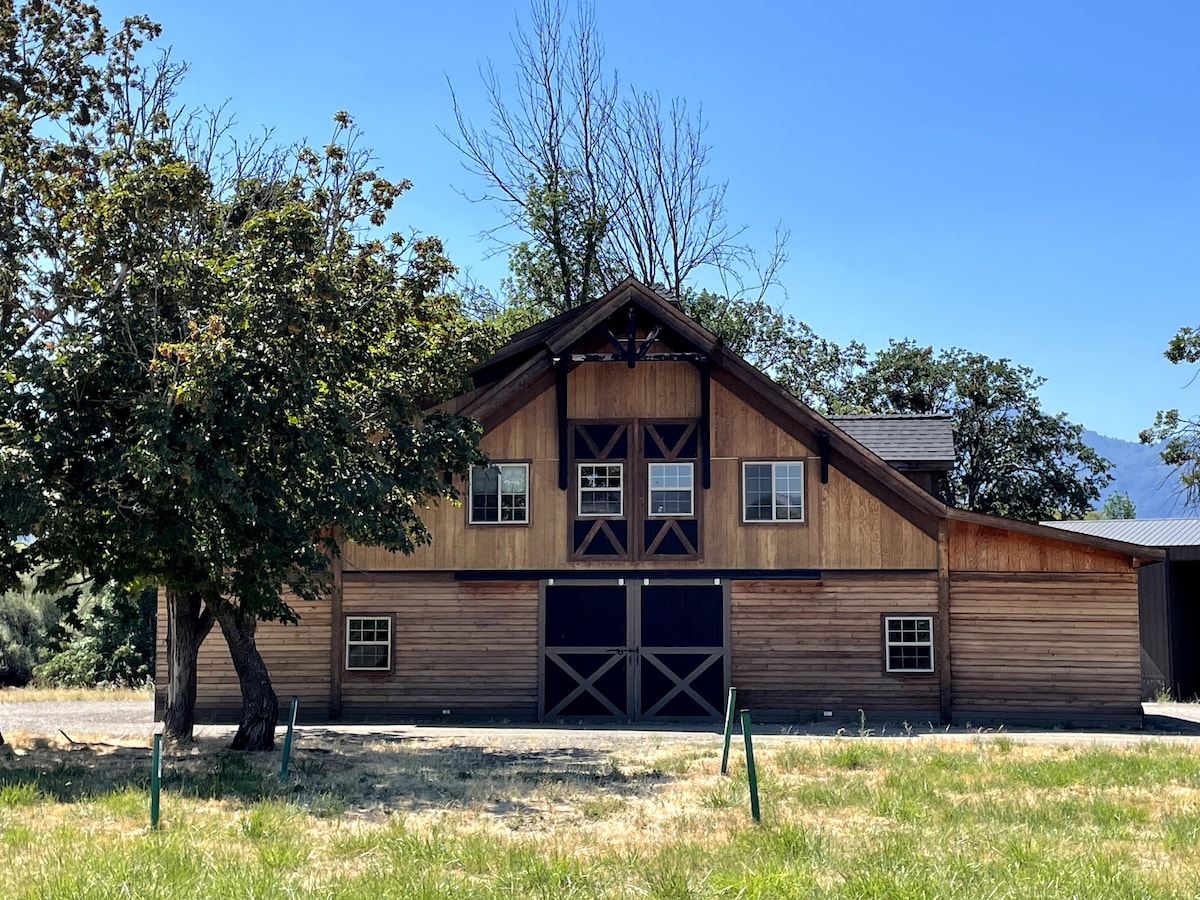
[1082,429,1190,519]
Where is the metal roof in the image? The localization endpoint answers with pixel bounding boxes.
[828,414,955,465]
[1042,518,1200,548]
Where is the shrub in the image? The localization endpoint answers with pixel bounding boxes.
[0,587,59,687]
[34,585,154,688]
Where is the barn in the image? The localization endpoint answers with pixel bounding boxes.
[158,278,1163,726]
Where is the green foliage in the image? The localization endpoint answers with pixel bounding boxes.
[33,586,154,688]
[1142,323,1200,505]
[1095,491,1136,520]
[0,578,60,686]
[1,3,492,739]
[839,340,1112,521]
[681,289,866,409]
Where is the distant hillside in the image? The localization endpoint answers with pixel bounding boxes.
[1082,429,1190,519]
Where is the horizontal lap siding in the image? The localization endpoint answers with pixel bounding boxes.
[731,574,940,713]
[340,574,538,716]
[949,573,1140,714]
[155,591,333,721]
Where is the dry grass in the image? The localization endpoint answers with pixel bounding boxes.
[0,685,153,703]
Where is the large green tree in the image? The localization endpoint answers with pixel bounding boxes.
[2,3,490,749]
[841,341,1112,521]
[32,120,486,750]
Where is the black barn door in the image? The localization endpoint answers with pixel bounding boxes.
[639,584,726,718]
[541,580,727,721]
[542,584,631,717]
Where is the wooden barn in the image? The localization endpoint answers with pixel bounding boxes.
[158,278,1164,727]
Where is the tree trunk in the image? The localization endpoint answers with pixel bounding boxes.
[162,586,215,743]
[210,597,279,752]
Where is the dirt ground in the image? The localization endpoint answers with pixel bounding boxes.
[3,699,1200,830]
[3,698,1200,754]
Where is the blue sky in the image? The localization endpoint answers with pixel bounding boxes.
[104,0,1200,441]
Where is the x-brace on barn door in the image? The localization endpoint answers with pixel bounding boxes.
[539,579,729,721]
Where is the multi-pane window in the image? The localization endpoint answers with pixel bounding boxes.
[742,461,804,522]
[884,616,934,673]
[345,617,391,671]
[469,463,529,523]
[579,463,623,516]
[648,462,694,516]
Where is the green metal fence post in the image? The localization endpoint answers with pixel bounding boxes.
[150,733,162,830]
[740,710,761,823]
[720,686,738,775]
[279,696,298,783]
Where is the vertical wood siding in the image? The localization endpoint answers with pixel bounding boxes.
[339,573,539,716]
[948,572,1141,717]
[568,361,700,418]
[730,574,941,714]
[344,370,937,572]
[949,520,1132,572]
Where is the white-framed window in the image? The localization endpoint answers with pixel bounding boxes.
[345,616,392,671]
[884,615,934,673]
[648,462,694,516]
[469,463,529,523]
[578,463,623,516]
[742,461,804,522]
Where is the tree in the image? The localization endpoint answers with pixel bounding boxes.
[0,1,163,587]
[680,289,866,410]
[32,119,488,750]
[1101,492,1136,520]
[448,0,784,315]
[841,341,1112,521]
[1141,325,1200,507]
[2,4,490,749]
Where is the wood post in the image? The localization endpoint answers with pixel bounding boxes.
[937,521,953,724]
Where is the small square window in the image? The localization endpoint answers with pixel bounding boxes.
[579,463,623,516]
[742,461,804,522]
[884,615,934,673]
[346,616,392,671]
[470,463,529,524]
[648,462,694,516]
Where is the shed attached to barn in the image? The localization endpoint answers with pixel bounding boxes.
[1045,518,1200,700]
[159,278,1163,726]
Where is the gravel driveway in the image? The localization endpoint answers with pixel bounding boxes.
[0,699,156,741]
[4,699,1200,751]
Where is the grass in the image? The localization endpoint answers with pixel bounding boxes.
[0,685,153,703]
[2,732,1200,897]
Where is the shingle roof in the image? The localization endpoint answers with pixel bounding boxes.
[828,414,955,465]
[1042,518,1200,548]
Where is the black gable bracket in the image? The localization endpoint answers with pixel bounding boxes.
[816,430,831,484]
[555,357,568,490]
[626,303,637,368]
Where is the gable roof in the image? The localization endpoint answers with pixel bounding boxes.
[1043,518,1200,548]
[456,278,1164,561]
[828,414,955,467]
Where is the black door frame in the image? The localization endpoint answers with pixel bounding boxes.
[537,577,731,721]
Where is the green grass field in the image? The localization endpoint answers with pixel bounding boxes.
[2,731,1199,898]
